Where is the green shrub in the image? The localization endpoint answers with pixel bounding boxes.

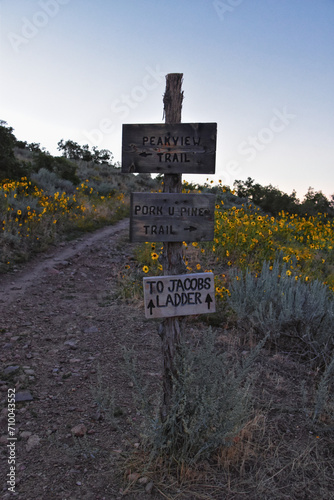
[31,168,74,194]
[0,121,28,180]
[124,328,264,466]
[35,152,80,185]
[228,260,334,367]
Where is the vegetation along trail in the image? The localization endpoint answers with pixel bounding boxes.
[0,218,163,499]
[1,117,333,497]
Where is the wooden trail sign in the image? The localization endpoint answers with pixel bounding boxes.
[130,192,215,242]
[122,122,217,174]
[120,72,217,422]
[143,272,216,319]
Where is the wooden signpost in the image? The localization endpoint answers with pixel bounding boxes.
[130,192,215,242]
[122,73,217,421]
[143,272,215,319]
[122,123,216,174]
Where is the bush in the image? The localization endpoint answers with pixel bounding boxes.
[228,260,334,367]
[124,328,264,466]
[0,121,26,180]
[35,152,80,185]
[53,156,80,185]
[31,168,74,194]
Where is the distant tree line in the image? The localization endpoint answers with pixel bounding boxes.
[234,177,334,217]
[1,121,333,217]
[57,139,113,165]
[0,121,115,185]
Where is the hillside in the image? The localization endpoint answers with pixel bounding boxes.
[0,121,162,272]
[1,121,334,499]
[1,218,333,499]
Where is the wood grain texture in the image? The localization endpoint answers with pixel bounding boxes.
[160,73,184,422]
[130,192,215,242]
[122,122,217,174]
[143,272,216,318]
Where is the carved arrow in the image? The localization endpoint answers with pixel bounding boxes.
[184,226,197,232]
[147,300,155,316]
[205,294,213,310]
[139,152,153,157]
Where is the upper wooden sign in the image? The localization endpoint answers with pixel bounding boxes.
[122,123,217,174]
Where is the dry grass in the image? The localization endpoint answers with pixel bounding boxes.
[117,315,334,499]
[120,413,333,499]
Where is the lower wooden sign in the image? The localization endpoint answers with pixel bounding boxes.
[143,272,216,319]
[130,192,215,242]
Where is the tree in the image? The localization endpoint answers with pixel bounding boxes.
[27,142,42,153]
[234,178,301,216]
[234,177,255,198]
[330,194,334,210]
[81,144,93,162]
[15,140,27,149]
[57,139,83,160]
[35,151,80,185]
[301,187,332,216]
[57,139,113,165]
[92,146,113,164]
[0,121,23,180]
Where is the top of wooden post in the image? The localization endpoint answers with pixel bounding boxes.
[163,73,184,124]
[162,73,184,194]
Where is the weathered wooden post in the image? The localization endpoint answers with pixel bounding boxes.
[121,72,217,423]
[160,73,186,421]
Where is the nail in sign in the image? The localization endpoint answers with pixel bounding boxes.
[143,273,216,319]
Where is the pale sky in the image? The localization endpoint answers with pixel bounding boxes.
[1,0,333,200]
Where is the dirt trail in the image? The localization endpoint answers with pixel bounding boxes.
[0,218,129,307]
[0,218,164,499]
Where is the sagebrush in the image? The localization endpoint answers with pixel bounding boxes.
[228,259,334,367]
[123,327,265,466]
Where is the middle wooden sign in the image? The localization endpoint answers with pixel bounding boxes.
[130,192,215,242]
